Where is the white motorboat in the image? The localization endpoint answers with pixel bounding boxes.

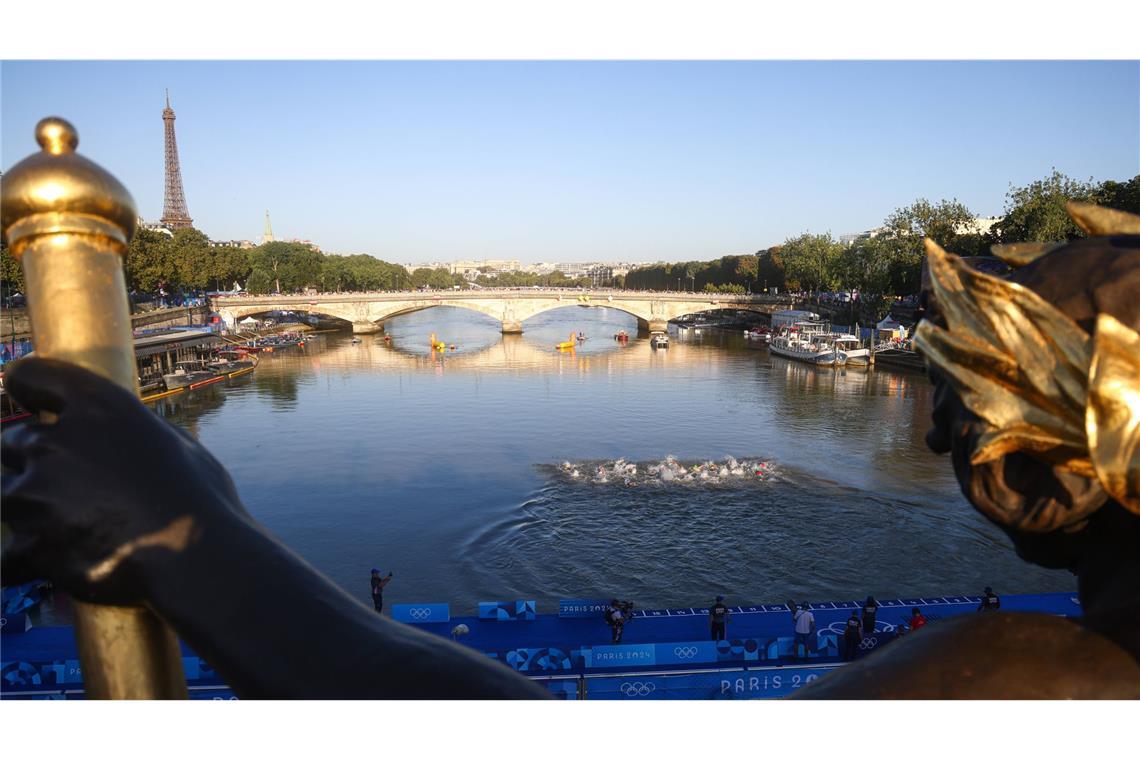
[768,322,845,365]
[650,331,670,349]
[832,333,870,364]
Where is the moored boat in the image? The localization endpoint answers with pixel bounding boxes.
[162,360,218,390]
[832,333,870,364]
[769,322,845,365]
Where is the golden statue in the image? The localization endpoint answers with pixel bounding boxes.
[798,202,1140,698]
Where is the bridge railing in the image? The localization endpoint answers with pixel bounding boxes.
[212,289,796,304]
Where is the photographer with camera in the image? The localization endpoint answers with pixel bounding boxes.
[605,599,633,643]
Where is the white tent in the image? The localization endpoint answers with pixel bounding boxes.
[876,315,906,339]
[239,316,260,326]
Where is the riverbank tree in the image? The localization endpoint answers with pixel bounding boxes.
[625,171,1138,300]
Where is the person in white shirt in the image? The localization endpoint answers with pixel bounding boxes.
[792,602,816,661]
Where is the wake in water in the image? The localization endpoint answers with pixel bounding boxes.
[554,455,778,487]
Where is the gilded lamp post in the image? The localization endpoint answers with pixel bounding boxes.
[1,117,188,699]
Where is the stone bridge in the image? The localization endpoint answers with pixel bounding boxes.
[212,289,795,334]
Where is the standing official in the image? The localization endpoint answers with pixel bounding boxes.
[709,595,731,641]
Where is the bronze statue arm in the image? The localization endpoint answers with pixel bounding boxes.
[1,358,549,699]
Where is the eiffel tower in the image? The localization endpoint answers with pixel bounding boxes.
[160,90,193,229]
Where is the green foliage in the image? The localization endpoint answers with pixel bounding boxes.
[995,169,1097,243]
[1093,175,1140,215]
[247,242,325,294]
[780,233,844,292]
[883,198,974,249]
[473,270,590,288]
[124,228,174,292]
[170,228,215,289]
[1,241,25,295]
[704,282,745,294]
[757,247,786,292]
[624,253,762,292]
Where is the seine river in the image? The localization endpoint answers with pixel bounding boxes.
[154,306,1070,614]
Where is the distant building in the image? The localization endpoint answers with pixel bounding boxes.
[262,210,275,244]
[839,217,1001,246]
[283,238,321,252]
[210,239,256,249]
[839,227,890,246]
[137,218,174,237]
[955,216,1002,236]
[588,265,614,287]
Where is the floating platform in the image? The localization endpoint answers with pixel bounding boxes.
[0,591,1079,700]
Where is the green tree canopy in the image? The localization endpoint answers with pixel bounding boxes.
[995,170,1097,243]
[1093,175,1140,215]
[780,233,844,292]
[2,241,25,295]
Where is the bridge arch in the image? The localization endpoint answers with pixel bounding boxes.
[213,291,794,335]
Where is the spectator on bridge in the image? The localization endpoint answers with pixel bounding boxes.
[909,607,927,631]
[792,602,816,661]
[977,586,1001,612]
[709,595,730,641]
[842,612,863,661]
[861,595,880,634]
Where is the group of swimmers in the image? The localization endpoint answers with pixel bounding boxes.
[558,455,775,486]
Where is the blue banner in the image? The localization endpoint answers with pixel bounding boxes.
[478,600,537,621]
[494,647,580,672]
[586,666,831,700]
[583,643,656,669]
[654,641,720,665]
[540,680,580,700]
[558,599,609,618]
[391,603,450,624]
[0,612,31,635]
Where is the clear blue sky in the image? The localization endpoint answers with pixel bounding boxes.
[3,61,1137,263]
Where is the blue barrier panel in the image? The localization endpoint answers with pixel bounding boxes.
[558,599,609,618]
[478,602,511,621]
[189,688,238,700]
[479,600,536,621]
[391,603,450,624]
[583,643,656,669]
[586,670,743,700]
[540,679,580,699]
[655,642,720,666]
[496,647,580,673]
[585,667,832,700]
[1,612,31,635]
[714,667,830,699]
[571,633,840,673]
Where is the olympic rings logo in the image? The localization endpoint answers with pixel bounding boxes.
[619,682,656,697]
[409,608,432,620]
[673,646,698,658]
[859,637,878,650]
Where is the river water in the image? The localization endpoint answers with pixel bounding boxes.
[153,306,1069,614]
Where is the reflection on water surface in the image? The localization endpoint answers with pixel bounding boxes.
[146,306,1069,614]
